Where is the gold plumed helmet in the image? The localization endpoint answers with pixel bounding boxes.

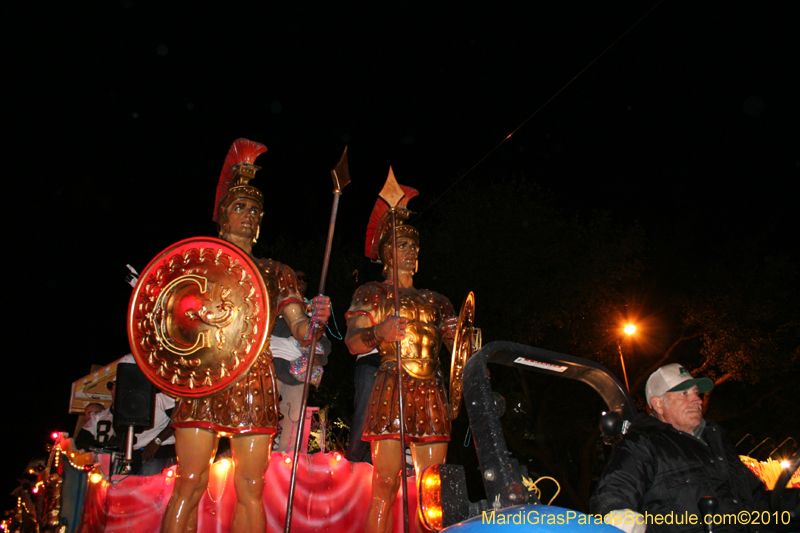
[365,180,419,276]
[213,138,268,243]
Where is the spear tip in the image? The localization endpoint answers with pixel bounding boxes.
[379,166,405,208]
[331,146,351,192]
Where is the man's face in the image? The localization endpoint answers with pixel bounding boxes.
[653,385,703,433]
[295,271,308,297]
[84,405,102,419]
[386,236,419,273]
[224,198,262,240]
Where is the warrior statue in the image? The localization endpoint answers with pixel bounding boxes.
[344,176,457,533]
[159,139,331,533]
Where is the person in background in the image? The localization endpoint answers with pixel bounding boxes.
[131,390,177,475]
[344,346,379,463]
[75,382,116,451]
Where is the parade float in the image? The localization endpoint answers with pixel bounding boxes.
[4,345,798,533]
[5,410,417,533]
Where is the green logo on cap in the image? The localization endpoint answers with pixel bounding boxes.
[679,366,691,376]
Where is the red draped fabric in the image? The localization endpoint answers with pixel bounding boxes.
[75,452,419,532]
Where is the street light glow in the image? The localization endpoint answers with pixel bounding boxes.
[624,324,636,335]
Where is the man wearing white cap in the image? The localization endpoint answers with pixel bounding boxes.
[645,363,714,436]
[590,363,798,533]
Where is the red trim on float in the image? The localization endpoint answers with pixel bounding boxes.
[172,421,276,435]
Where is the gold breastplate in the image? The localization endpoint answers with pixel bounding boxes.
[379,289,443,379]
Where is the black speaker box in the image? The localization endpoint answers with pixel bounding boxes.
[114,363,155,429]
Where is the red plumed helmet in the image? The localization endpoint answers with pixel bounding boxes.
[213,138,268,223]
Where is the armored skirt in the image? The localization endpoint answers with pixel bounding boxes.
[172,258,302,436]
[364,360,451,443]
[172,351,280,435]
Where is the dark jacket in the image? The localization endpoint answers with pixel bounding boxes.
[590,414,797,533]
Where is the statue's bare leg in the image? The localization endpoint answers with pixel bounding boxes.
[365,439,403,533]
[230,433,272,533]
[410,442,448,533]
[161,428,219,533]
[274,381,303,453]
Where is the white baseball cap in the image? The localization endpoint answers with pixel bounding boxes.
[645,363,714,407]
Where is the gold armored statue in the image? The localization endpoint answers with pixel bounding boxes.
[134,138,332,533]
[344,172,457,533]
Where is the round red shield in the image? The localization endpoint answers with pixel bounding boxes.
[127,237,271,398]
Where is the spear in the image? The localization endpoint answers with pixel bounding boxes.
[284,147,350,533]
[378,167,411,533]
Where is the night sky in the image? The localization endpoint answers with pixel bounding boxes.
[5,0,798,509]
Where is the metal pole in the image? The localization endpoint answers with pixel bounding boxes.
[389,207,411,533]
[617,341,630,393]
[285,150,349,532]
[284,194,341,533]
